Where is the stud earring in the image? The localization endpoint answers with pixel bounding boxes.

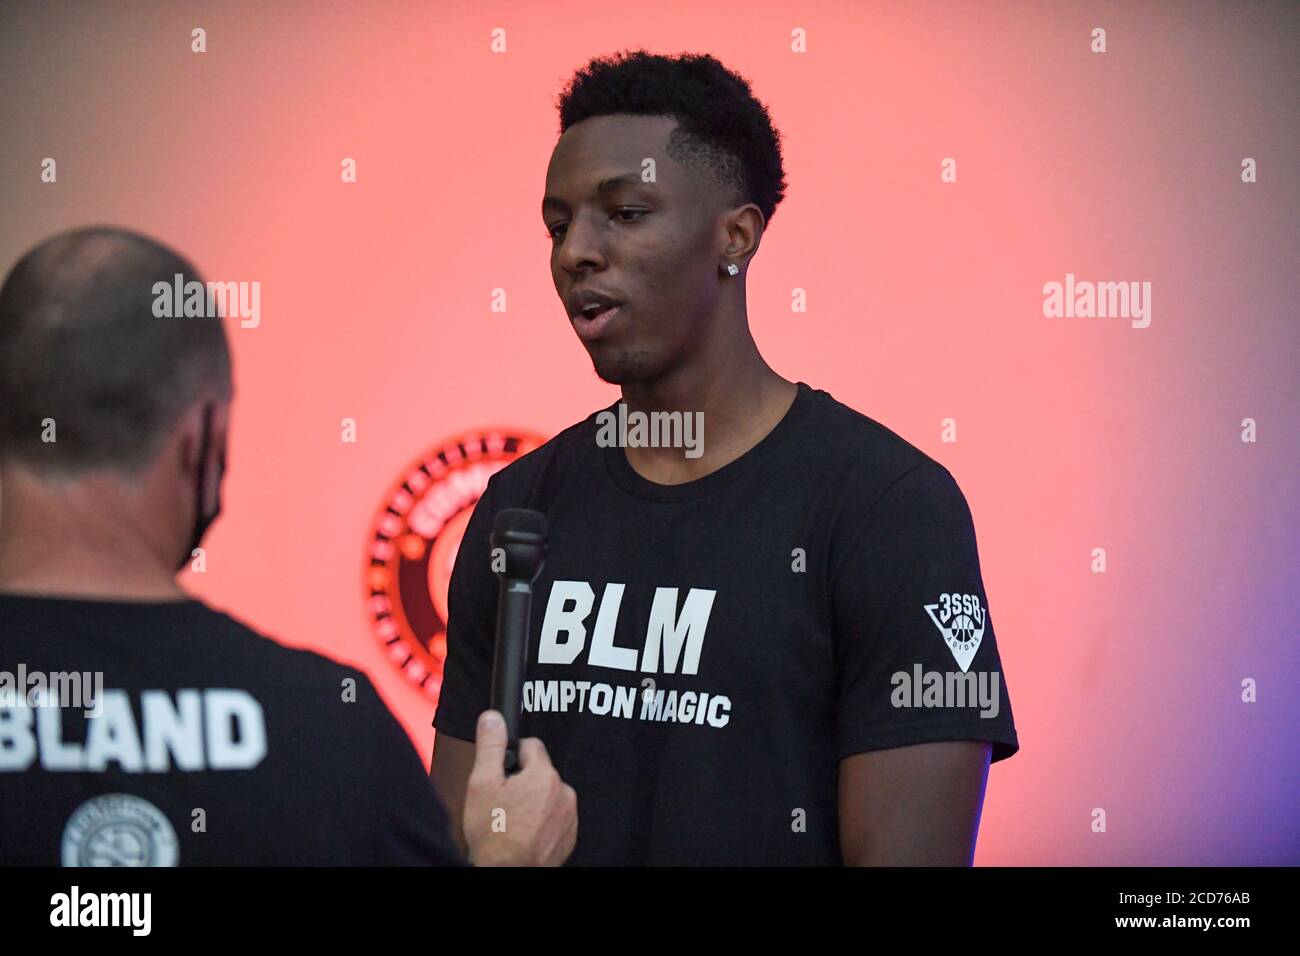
[725,263,739,276]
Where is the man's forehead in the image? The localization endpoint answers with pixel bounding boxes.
[544,115,683,194]
[558,113,677,153]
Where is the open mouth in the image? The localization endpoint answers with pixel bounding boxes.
[572,302,624,342]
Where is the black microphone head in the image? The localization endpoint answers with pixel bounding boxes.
[490,508,547,581]
[493,508,546,539]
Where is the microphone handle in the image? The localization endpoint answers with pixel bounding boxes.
[489,578,532,774]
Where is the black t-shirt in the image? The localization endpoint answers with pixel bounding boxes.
[0,595,465,866]
[435,380,1019,865]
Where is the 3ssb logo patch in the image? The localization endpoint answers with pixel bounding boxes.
[923,592,987,672]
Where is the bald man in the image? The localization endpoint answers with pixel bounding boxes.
[0,226,576,866]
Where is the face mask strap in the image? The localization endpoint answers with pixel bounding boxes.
[178,401,218,573]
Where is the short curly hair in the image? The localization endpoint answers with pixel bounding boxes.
[556,49,788,227]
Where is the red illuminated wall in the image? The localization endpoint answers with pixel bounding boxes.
[1,1,1295,864]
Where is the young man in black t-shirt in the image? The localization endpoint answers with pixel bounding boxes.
[431,51,1019,865]
[0,227,577,866]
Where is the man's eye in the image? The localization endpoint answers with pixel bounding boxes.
[546,209,645,241]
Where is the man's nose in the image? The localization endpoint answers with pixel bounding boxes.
[556,213,607,274]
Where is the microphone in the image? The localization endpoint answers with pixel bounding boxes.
[488,508,547,774]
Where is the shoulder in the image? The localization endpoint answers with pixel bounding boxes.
[479,404,607,501]
[797,384,964,510]
[190,601,377,695]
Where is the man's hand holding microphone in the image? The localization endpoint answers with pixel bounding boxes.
[455,508,577,866]
[462,709,577,866]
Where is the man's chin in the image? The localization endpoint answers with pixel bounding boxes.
[589,349,653,385]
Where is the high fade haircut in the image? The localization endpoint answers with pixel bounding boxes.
[0,225,232,475]
[556,49,789,227]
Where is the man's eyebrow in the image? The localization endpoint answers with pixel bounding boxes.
[542,173,644,214]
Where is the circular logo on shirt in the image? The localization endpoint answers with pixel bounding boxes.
[364,429,543,703]
[61,793,180,867]
[950,613,977,642]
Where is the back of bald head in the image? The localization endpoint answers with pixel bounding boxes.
[0,226,232,475]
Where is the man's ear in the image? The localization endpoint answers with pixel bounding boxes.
[176,402,207,478]
[176,398,230,480]
[206,402,231,495]
[208,401,231,466]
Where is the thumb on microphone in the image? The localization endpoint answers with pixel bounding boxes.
[470,709,508,785]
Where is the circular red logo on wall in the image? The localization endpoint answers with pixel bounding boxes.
[364,429,543,702]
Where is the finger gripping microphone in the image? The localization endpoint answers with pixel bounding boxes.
[488,508,547,775]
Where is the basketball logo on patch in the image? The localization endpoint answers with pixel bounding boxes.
[923,592,987,672]
[61,793,180,867]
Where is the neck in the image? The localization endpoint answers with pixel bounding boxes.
[0,467,186,602]
[617,327,797,484]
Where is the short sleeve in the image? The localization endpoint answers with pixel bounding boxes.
[432,474,499,743]
[830,461,1019,764]
[360,676,469,866]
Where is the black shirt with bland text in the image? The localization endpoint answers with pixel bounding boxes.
[0,596,465,866]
